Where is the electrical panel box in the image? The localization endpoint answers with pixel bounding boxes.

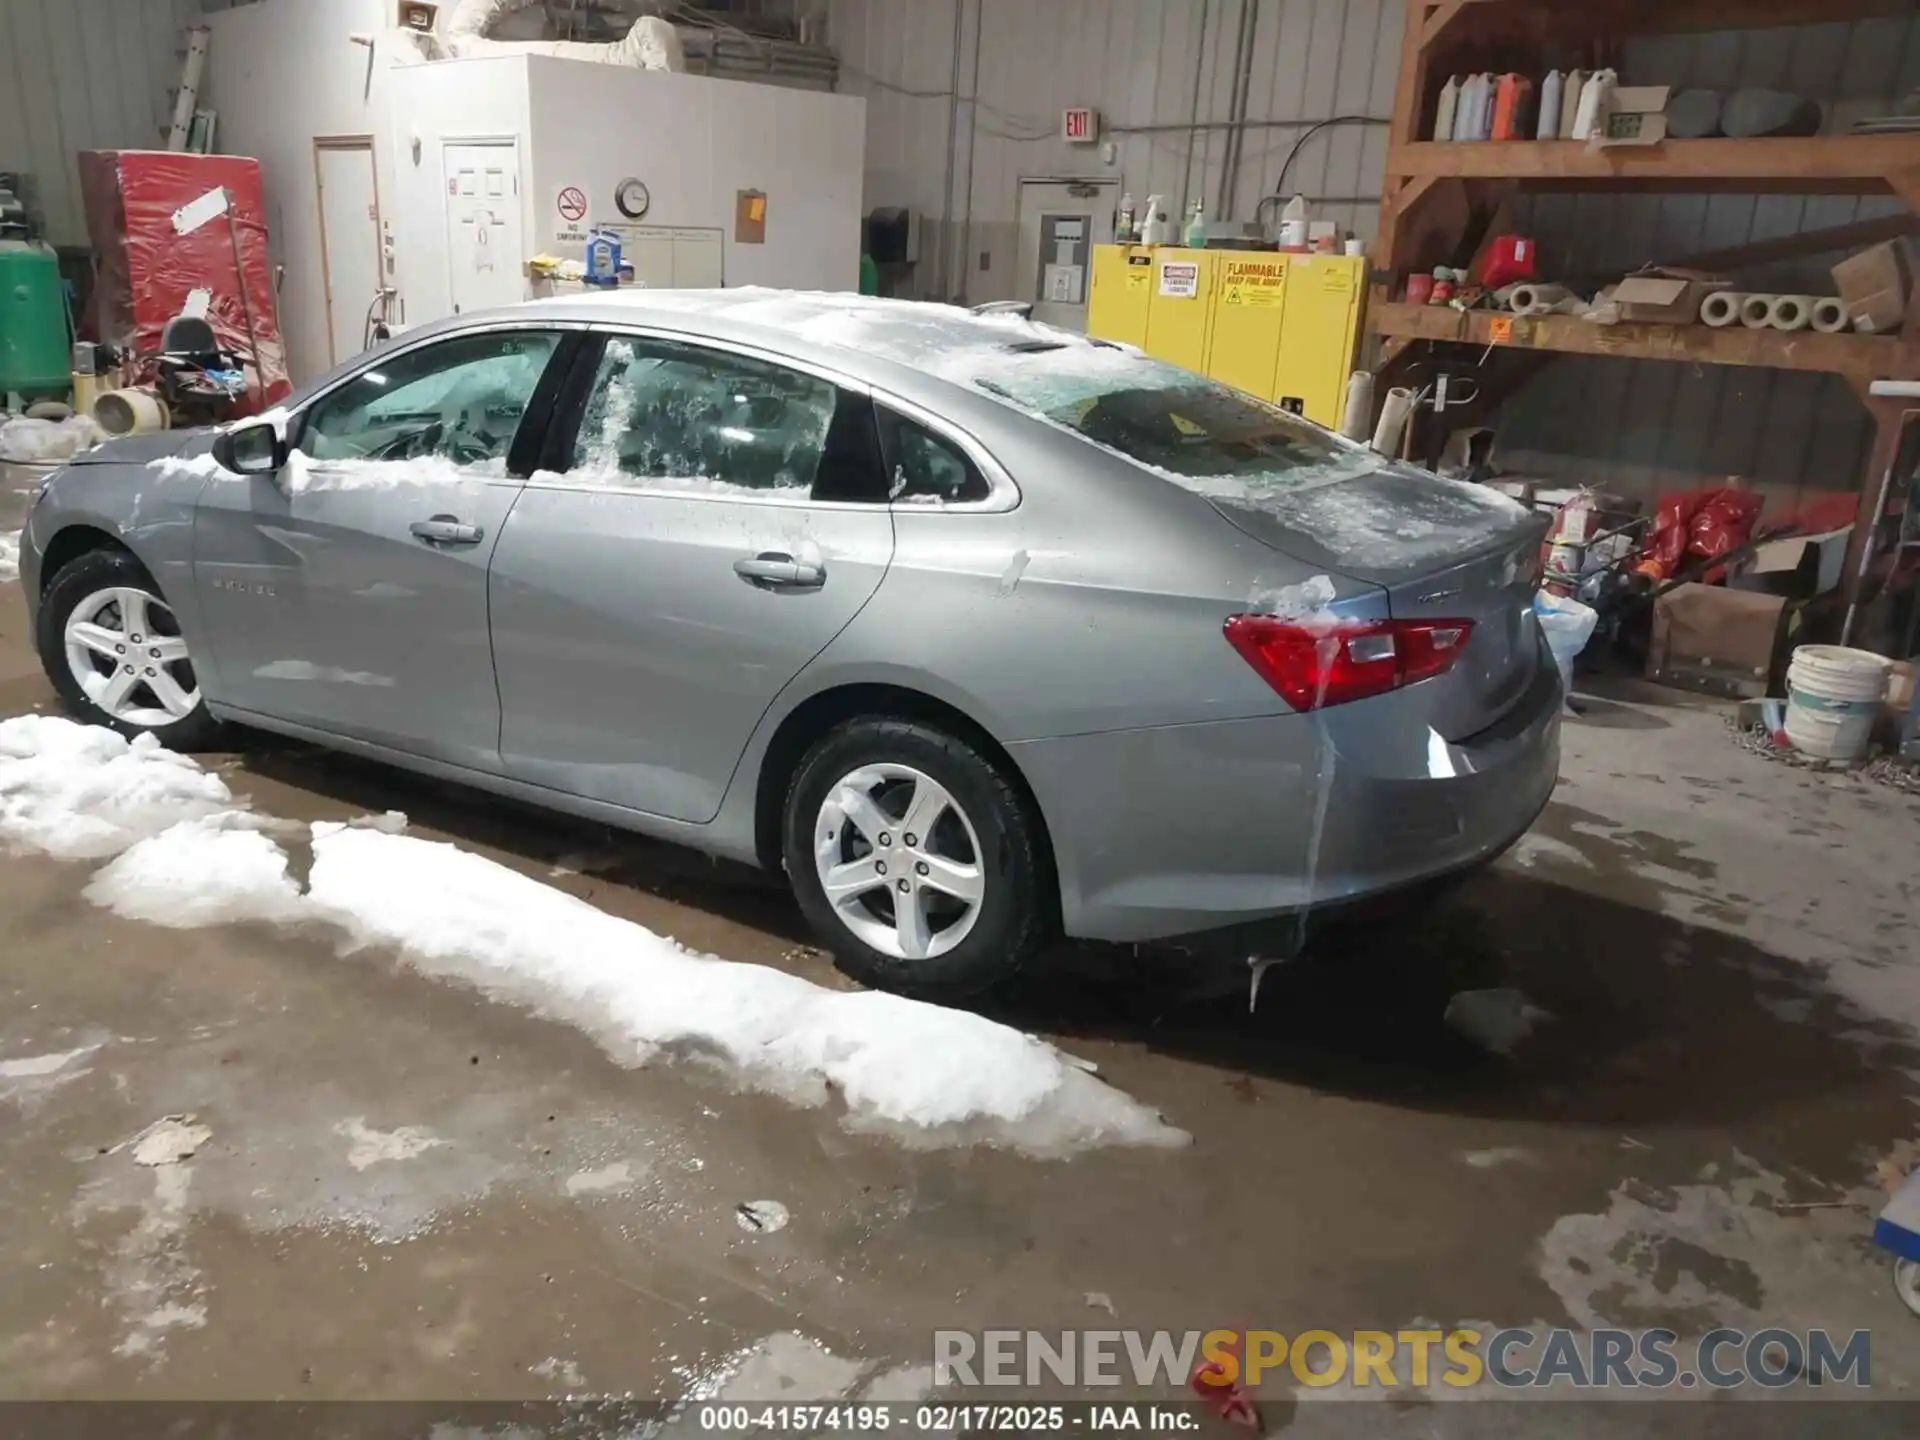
[1088,244,1153,346]
[1142,248,1216,375]
[1086,244,1367,430]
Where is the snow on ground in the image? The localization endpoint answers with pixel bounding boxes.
[0,530,19,584]
[1,715,1185,1156]
[0,716,238,860]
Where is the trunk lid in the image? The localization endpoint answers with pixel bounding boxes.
[1207,463,1549,740]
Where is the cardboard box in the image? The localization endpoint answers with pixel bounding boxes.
[1832,240,1912,335]
[1592,85,1672,149]
[1648,584,1792,699]
[1610,266,1731,325]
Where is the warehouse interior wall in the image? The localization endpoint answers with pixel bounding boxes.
[0,0,205,247]
[833,1,1920,518]
[829,0,1402,310]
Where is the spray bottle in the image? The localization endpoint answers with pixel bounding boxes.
[1183,199,1208,249]
[1139,194,1171,247]
[1116,192,1137,244]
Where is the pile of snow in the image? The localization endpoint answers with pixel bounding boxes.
[302,825,1185,1153]
[87,819,307,928]
[0,530,19,584]
[0,414,97,465]
[147,452,228,481]
[1,715,1185,1156]
[0,716,237,860]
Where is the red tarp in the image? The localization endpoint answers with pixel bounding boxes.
[78,149,290,412]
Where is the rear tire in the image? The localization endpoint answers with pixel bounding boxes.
[37,548,223,751]
[783,717,1053,1001]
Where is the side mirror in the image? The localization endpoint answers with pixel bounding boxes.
[212,422,288,476]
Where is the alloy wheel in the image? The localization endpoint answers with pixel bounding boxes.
[64,586,200,728]
[812,762,986,961]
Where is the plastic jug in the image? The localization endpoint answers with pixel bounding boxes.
[1536,71,1564,139]
[1434,76,1461,141]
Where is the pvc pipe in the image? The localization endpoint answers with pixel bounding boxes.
[92,387,169,437]
[1371,387,1414,455]
[1339,370,1375,442]
[1739,294,1778,329]
[1699,291,1746,327]
[1767,294,1816,331]
[1811,297,1849,334]
[1510,283,1572,316]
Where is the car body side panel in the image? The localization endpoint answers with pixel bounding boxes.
[1010,640,1563,942]
[490,488,895,824]
[190,468,524,768]
[20,440,217,670]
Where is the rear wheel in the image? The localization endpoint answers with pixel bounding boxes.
[783,718,1052,1000]
[37,548,222,751]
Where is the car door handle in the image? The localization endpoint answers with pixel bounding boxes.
[734,553,826,589]
[410,516,484,546]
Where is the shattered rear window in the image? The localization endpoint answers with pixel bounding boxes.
[963,349,1382,493]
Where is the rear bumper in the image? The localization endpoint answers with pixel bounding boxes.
[1010,646,1562,945]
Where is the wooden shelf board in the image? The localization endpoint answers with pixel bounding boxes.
[1387,137,1919,195]
[1369,301,1920,382]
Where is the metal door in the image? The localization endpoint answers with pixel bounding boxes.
[489,333,895,824]
[315,139,383,366]
[1014,179,1117,331]
[444,141,526,315]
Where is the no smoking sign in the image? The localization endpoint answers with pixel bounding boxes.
[556,186,589,224]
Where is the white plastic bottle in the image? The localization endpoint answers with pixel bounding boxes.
[1139,194,1170,246]
[1434,76,1461,141]
[1278,194,1310,250]
[1573,69,1616,141]
[1560,70,1587,139]
[1537,71,1564,139]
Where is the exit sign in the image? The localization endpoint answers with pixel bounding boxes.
[1063,107,1099,144]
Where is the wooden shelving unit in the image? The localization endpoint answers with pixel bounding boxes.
[1370,0,1920,616]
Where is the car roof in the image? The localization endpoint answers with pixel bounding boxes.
[511,287,1143,407]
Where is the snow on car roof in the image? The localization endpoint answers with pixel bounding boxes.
[535,287,1130,384]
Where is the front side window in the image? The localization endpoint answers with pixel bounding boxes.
[299,330,560,468]
[965,349,1380,496]
[569,336,838,495]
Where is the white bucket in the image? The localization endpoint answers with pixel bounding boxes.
[1784,645,1893,761]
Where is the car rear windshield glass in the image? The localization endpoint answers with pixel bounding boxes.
[967,350,1380,492]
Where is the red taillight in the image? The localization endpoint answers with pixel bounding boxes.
[1223,615,1475,711]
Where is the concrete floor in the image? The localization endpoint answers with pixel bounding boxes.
[4,465,1920,1429]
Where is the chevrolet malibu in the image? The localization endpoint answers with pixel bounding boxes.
[19,291,1558,998]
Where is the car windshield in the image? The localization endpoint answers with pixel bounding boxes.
[964,348,1383,494]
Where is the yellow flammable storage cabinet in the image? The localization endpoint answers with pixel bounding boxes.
[1208,253,1292,399]
[1087,245,1367,431]
[1086,245,1156,347]
[1271,253,1366,429]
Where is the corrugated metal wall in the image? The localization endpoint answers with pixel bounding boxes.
[835,1,1920,513]
[1500,17,1920,513]
[829,0,1404,304]
[0,0,204,247]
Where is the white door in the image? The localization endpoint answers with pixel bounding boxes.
[315,141,382,366]
[444,142,526,315]
[1015,179,1117,331]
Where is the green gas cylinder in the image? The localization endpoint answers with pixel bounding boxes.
[0,239,71,401]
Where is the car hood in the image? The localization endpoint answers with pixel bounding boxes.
[1201,460,1545,584]
[66,429,215,467]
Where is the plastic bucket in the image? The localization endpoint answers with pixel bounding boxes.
[1784,645,1892,761]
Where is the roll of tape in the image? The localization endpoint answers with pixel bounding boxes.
[1700,291,1746,328]
[1739,294,1778,329]
[1811,297,1849,334]
[1768,294,1815,331]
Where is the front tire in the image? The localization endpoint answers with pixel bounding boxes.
[37,548,222,751]
[783,718,1053,1000]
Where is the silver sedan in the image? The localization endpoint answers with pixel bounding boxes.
[18,291,1559,998]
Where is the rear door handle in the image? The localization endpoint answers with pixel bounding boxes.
[734,552,826,589]
[410,515,484,546]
